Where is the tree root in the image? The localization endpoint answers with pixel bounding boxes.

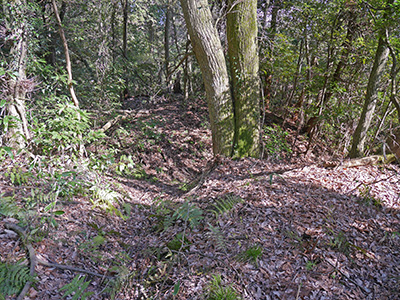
[4,222,114,299]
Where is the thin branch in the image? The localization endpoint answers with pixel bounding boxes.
[4,223,114,289]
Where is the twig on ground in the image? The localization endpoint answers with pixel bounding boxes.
[324,255,371,295]
[346,172,398,195]
[4,222,114,300]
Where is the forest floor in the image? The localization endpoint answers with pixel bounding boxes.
[1,97,400,300]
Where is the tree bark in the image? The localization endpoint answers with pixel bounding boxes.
[349,34,389,157]
[227,0,261,157]
[164,0,171,88]
[121,0,129,91]
[4,0,31,149]
[179,0,234,156]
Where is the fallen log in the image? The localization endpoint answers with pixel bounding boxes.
[322,154,396,169]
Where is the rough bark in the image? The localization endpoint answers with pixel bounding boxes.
[227,0,261,157]
[349,0,394,157]
[349,34,389,158]
[4,0,31,149]
[179,0,234,156]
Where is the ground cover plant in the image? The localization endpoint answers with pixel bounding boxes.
[1,0,400,299]
[1,98,399,299]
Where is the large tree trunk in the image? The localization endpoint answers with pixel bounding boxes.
[349,34,389,158]
[4,0,31,149]
[227,0,261,157]
[179,0,234,156]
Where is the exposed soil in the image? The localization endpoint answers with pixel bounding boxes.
[1,98,399,299]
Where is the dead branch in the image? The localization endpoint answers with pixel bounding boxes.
[100,109,150,133]
[4,222,114,300]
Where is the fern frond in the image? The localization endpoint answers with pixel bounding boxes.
[210,194,243,217]
[0,261,35,297]
[0,194,21,217]
[206,224,227,252]
[60,275,93,300]
[173,201,203,229]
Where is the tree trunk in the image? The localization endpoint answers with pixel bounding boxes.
[349,34,389,157]
[52,0,79,108]
[164,0,171,88]
[121,0,129,91]
[179,0,234,156]
[4,0,31,149]
[227,0,261,157]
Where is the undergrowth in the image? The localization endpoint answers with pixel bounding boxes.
[0,261,35,299]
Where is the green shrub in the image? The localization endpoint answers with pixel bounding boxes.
[263,125,292,159]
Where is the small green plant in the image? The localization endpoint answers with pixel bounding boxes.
[205,274,241,300]
[207,224,227,252]
[24,189,63,232]
[210,194,243,217]
[150,199,203,231]
[328,230,351,255]
[305,260,317,271]
[237,244,263,266]
[32,101,105,156]
[358,185,382,207]
[0,146,15,161]
[51,170,86,200]
[166,232,191,251]
[114,155,136,176]
[0,260,36,298]
[78,235,108,263]
[89,183,125,219]
[4,166,31,186]
[0,194,21,217]
[263,125,292,159]
[173,201,203,229]
[59,275,93,300]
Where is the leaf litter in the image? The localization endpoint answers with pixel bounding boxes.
[0,98,399,299]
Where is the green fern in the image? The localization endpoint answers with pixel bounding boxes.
[207,224,227,252]
[60,275,94,300]
[0,194,21,217]
[173,201,203,229]
[0,261,35,297]
[4,166,31,186]
[210,194,243,217]
[89,184,125,219]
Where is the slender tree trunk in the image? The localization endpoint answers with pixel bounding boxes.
[388,42,400,122]
[227,0,261,157]
[320,3,357,109]
[5,0,30,149]
[179,0,234,156]
[52,0,79,108]
[164,0,171,89]
[111,0,118,62]
[349,34,389,157]
[121,0,129,91]
[183,38,190,101]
